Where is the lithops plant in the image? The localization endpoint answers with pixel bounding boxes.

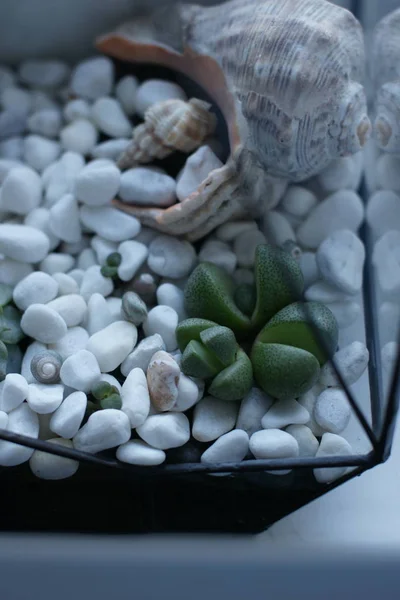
[372,8,400,153]
[97,0,370,239]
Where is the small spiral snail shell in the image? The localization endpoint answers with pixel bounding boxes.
[30,350,63,384]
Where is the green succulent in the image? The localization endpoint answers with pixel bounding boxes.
[100,252,122,279]
[91,380,122,410]
[0,284,24,380]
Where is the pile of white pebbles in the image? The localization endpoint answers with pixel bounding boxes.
[0,56,371,483]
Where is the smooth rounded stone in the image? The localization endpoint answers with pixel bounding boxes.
[0,136,23,160]
[99,373,122,393]
[45,151,85,206]
[50,391,86,439]
[70,57,114,101]
[148,235,197,279]
[63,98,91,122]
[236,387,274,437]
[13,271,58,311]
[85,293,114,335]
[46,294,87,328]
[285,424,319,457]
[297,191,364,249]
[0,158,24,182]
[281,186,318,218]
[376,154,400,193]
[80,205,140,242]
[135,79,187,118]
[233,229,267,267]
[27,109,62,138]
[136,412,190,450]
[147,351,180,412]
[198,240,237,274]
[86,321,137,373]
[324,301,360,329]
[172,374,200,412]
[261,398,310,430]
[262,210,296,248]
[91,235,118,265]
[176,145,223,202]
[27,383,64,415]
[23,135,61,172]
[92,138,130,160]
[143,306,178,352]
[21,341,47,384]
[120,367,150,428]
[314,432,352,483]
[0,402,39,466]
[80,265,114,301]
[60,119,99,155]
[0,373,28,412]
[121,334,165,378]
[91,97,132,138]
[19,59,69,88]
[75,160,120,207]
[249,429,299,460]
[382,342,398,375]
[298,384,326,437]
[31,89,58,112]
[0,411,8,429]
[316,155,363,193]
[372,231,400,294]
[366,191,400,238]
[115,75,139,116]
[60,349,100,392]
[130,272,158,305]
[121,291,147,326]
[0,166,42,215]
[74,408,130,454]
[216,220,258,242]
[39,253,75,275]
[0,224,49,263]
[117,439,165,466]
[319,341,369,388]
[29,438,79,480]
[24,207,60,251]
[77,248,97,270]
[201,429,249,464]
[62,235,92,256]
[316,230,365,294]
[156,283,186,321]
[1,86,31,115]
[0,110,26,140]
[119,167,176,207]
[117,240,148,282]
[49,193,81,243]
[106,296,123,320]
[192,396,238,442]
[49,327,89,360]
[0,66,15,92]
[314,388,351,435]
[21,304,67,344]
[379,302,400,346]
[232,268,255,287]
[305,281,350,304]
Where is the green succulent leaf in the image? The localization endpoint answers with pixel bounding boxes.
[181,340,224,379]
[106,252,122,268]
[0,340,8,381]
[100,265,119,279]
[0,284,13,308]
[176,318,218,352]
[91,381,119,401]
[100,393,122,410]
[0,306,24,344]
[199,326,237,367]
[234,283,256,316]
[208,348,253,401]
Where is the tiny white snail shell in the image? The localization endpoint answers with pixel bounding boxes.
[30,350,63,384]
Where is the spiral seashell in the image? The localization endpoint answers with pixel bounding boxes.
[117,98,217,169]
[30,350,63,384]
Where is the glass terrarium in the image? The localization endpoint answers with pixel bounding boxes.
[0,0,398,535]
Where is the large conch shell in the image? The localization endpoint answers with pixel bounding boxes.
[372,8,400,153]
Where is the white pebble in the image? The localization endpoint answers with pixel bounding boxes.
[60,119,98,155]
[319,341,369,388]
[21,341,46,383]
[77,248,97,270]
[31,90,58,112]
[325,301,360,329]
[316,155,363,193]
[372,231,400,294]
[201,429,249,464]
[0,402,39,466]
[29,438,79,480]
[91,235,118,265]
[13,271,58,311]
[0,373,28,412]
[80,265,114,301]
[249,429,299,460]
[379,302,400,345]
[297,191,364,249]
[39,252,75,275]
[120,367,150,428]
[115,75,139,116]
[367,190,400,237]
[0,166,42,215]
[314,388,351,434]
[49,327,89,360]
[27,383,64,414]
[285,424,319,457]
[382,342,398,375]
[143,306,178,352]
[121,334,165,377]
[117,240,148,281]
[1,86,31,115]
[86,321,137,372]
[0,136,23,160]
[192,396,238,442]
[0,258,33,286]
[281,186,318,217]
[314,432,352,483]
[117,439,165,466]
[21,304,67,343]
[91,97,132,138]
[198,240,237,274]
[261,398,309,430]
[70,57,114,100]
[376,154,400,193]
[236,387,274,437]
[80,205,140,242]
[298,384,326,437]
[92,138,131,160]
[0,111,26,140]
[176,145,223,201]
[75,160,120,207]
[45,151,85,206]
[85,293,114,335]
[136,412,190,449]
[148,235,196,278]
[50,391,86,438]
[0,158,24,182]
[0,411,7,429]
[216,221,258,242]
[49,193,81,243]
[64,98,91,122]
[19,59,69,88]
[305,281,350,303]
[119,167,176,207]
[0,224,49,263]
[172,374,200,412]
[60,349,100,392]
[262,210,296,248]
[135,79,187,118]
[46,294,87,327]
[233,229,267,267]
[99,374,122,393]
[316,230,365,294]
[24,207,60,251]
[27,108,62,138]
[73,409,130,454]
[23,135,60,172]
[52,273,79,296]
[156,283,186,320]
